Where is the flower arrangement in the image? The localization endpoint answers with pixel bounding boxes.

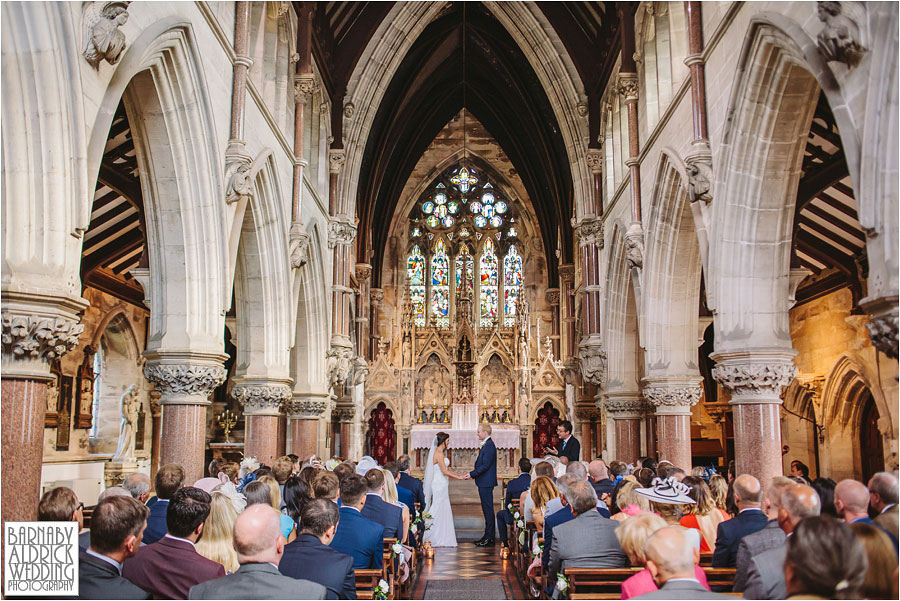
[417,510,433,532]
[516,515,526,546]
[391,541,403,559]
[374,579,390,600]
[555,574,569,595]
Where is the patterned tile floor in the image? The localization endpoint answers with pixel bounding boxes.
[412,543,528,599]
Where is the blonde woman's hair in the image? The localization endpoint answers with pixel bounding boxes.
[615,511,667,565]
[195,492,240,573]
[258,475,282,510]
[651,501,681,524]
[681,476,716,515]
[708,474,728,511]
[530,476,559,513]
[616,481,651,512]
[381,469,399,504]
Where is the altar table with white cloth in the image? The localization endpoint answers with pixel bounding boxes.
[410,425,521,449]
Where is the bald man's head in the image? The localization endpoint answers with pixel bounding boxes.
[733,474,762,508]
[834,479,870,521]
[644,527,698,585]
[777,484,821,534]
[233,504,284,565]
[589,460,609,482]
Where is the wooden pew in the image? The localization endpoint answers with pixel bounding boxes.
[702,567,737,591]
[382,537,398,599]
[355,569,382,600]
[699,552,714,566]
[563,567,642,599]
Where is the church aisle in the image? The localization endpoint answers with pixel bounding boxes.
[412,544,528,600]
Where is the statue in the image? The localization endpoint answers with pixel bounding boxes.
[816,1,867,67]
[113,385,140,461]
[83,2,131,69]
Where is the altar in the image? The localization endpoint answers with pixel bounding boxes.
[410,424,521,475]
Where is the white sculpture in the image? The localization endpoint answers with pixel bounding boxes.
[113,384,140,461]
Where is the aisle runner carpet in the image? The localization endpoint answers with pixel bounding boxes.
[423,578,508,600]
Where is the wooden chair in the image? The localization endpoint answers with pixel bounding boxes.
[355,569,383,600]
[562,567,642,599]
[82,507,94,530]
[702,567,736,591]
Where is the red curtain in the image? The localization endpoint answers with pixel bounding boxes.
[533,402,561,458]
[367,402,396,466]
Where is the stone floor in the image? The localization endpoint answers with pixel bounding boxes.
[412,543,527,599]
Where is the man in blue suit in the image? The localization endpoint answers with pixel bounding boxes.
[361,469,406,543]
[330,474,384,570]
[712,474,769,567]
[497,457,532,548]
[385,461,418,547]
[397,455,425,514]
[280,499,357,599]
[143,463,184,545]
[467,423,498,546]
[835,478,899,550]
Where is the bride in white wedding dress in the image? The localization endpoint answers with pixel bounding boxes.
[424,431,466,547]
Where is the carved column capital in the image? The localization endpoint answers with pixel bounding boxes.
[355,263,372,282]
[370,289,385,304]
[578,335,607,387]
[643,380,702,415]
[603,392,646,418]
[289,223,312,268]
[231,379,293,416]
[334,408,355,423]
[710,350,798,403]
[559,265,575,284]
[572,216,605,248]
[327,219,357,249]
[1,292,89,380]
[546,288,561,305]
[328,149,346,174]
[285,397,328,419]
[293,74,318,105]
[585,148,604,173]
[142,352,228,405]
[616,72,640,103]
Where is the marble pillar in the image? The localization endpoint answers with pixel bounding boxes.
[644,381,701,470]
[546,289,561,359]
[232,379,293,466]
[605,393,645,465]
[1,293,88,522]
[149,392,162,477]
[143,353,228,484]
[712,351,797,485]
[560,265,576,361]
[337,408,354,459]
[580,417,593,460]
[286,397,328,459]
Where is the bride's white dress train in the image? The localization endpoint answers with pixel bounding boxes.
[424,457,457,547]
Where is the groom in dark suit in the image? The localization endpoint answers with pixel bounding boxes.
[467,423,498,546]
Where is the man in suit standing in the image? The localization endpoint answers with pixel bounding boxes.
[361,468,406,543]
[869,471,899,539]
[711,474,768,567]
[733,477,793,592]
[548,480,626,589]
[743,484,821,600]
[123,487,225,598]
[280,499,357,599]
[544,420,580,465]
[189,504,326,600]
[632,527,730,600]
[143,463,184,545]
[496,458,532,549]
[330,474,384,569]
[835,478,898,548]
[466,423,498,546]
[397,455,425,514]
[78,495,151,600]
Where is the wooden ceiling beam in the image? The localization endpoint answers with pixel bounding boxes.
[97,162,143,213]
[797,216,861,254]
[803,200,865,241]
[81,229,144,276]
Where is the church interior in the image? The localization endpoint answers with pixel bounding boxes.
[2,0,898,597]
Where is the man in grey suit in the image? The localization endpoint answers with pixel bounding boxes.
[189,505,326,600]
[633,527,731,599]
[548,479,627,590]
[733,477,793,592]
[743,483,821,600]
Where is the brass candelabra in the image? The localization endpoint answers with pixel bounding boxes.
[217,409,238,443]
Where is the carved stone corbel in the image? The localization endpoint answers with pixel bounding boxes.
[82,1,131,69]
[289,223,311,268]
[624,222,644,270]
[578,336,607,387]
[816,1,867,67]
[293,74,317,105]
[224,159,253,205]
[326,346,353,390]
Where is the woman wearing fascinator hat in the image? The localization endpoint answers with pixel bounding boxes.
[635,477,696,525]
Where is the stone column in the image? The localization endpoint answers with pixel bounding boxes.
[289,72,316,269]
[355,263,372,360]
[1,294,87,522]
[149,391,162,477]
[546,289,561,359]
[711,351,797,485]
[143,353,227,484]
[644,381,701,470]
[231,379,293,466]
[336,408,354,459]
[576,408,596,459]
[370,288,384,360]
[604,392,645,465]
[224,1,254,204]
[560,265,576,361]
[286,396,328,459]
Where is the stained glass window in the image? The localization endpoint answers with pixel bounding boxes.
[431,240,450,328]
[503,244,523,327]
[450,166,477,193]
[455,245,474,297]
[408,245,426,327]
[480,238,498,327]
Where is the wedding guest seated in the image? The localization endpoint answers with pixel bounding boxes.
[743,483,821,600]
[851,522,898,599]
[123,487,225,599]
[589,459,616,498]
[284,475,313,531]
[541,474,578,573]
[330,474,384,569]
[835,478,898,549]
[869,471,899,540]
[78,495,151,600]
[247,476,296,542]
[631,526,730,600]
[281,499,356,600]
[123,473,153,504]
[782,516,866,599]
[617,512,709,600]
[733,477,793,592]
[195,491,240,574]
[188,504,326,600]
[548,480,626,586]
[711,474,767,567]
[313,471,341,503]
[611,481,652,524]
[520,461,556,520]
[80,487,132,550]
[144,464,185,545]
[397,454,425,514]
[381,468,411,543]
[529,476,560,534]
[707,474,729,516]
[384,462,416,517]
[333,462,355,485]
[497,457,532,549]
[678,476,728,553]
[361,468,405,543]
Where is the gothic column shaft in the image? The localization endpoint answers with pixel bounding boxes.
[560,266,576,360]
[355,264,372,360]
[645,382,701,470]
[232,379,293,466]
[605,393,645,465]
[286,397,327,459]
[159,405,208,480]
[547,289,561,359]
[684,1,708,142]
[2,378,49,521]
[370,289,384,360]
[580,418,593,459]
[229,2,251,142]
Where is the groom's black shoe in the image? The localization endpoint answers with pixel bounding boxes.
[475,538,495,547]
[472,536,486,546]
